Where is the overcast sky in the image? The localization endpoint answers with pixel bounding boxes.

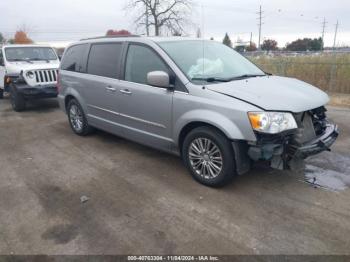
[1,0,350,48]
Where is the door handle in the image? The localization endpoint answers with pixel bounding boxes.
[105,86,117,92]
[120,89,132,95]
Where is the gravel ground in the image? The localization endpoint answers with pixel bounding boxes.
[0,97,349,255]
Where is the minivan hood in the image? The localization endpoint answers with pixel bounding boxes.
[207,76,329,113]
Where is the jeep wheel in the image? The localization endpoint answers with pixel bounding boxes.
[67,99,93,136]
[182,127,236,187]
[10,85,26,112]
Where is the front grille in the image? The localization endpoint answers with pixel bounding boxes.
[34,70,58,84]
[292,106,327,145]
[310,106,328,136]
[295,113,317,144]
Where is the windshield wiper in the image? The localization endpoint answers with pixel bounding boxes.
[191,77,230,83]
[227,74,266,81]
[192,74,267,83]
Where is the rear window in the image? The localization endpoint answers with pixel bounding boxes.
[87,43,122,79]
[61,44,89,72]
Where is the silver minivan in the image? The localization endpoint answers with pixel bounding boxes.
[58,36,338,187]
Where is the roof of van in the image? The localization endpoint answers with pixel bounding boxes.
[78,36,204,44]
[148,37,203,42]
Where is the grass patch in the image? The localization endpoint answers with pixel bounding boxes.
[247,53,350,94]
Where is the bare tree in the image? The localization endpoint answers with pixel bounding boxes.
[17,24,33,35]
[13,24,34,44]
[127,0,192,36]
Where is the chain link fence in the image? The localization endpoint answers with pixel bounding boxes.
[244,51,350,94]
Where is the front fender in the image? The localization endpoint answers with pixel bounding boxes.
[173,109,255,145]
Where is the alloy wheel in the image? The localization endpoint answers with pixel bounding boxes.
[188,138,223,179]
[69,104,84,132]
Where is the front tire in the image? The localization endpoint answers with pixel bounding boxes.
[9,85,26,112]
[67,99,93,136]
[182,127,236,187]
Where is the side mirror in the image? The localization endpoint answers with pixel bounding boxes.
[0,57,4,66]
[147,71,171,89]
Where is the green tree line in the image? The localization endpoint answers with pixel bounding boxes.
[221,32,324,52]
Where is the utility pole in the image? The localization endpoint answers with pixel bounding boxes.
[196,28,202,38]
[333,20,339,50]
[250,32,253,47]
[321,17,327,50]
[257,5,263,50]
[330,20,339,91]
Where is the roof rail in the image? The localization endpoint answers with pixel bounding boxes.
[80,35,140,41]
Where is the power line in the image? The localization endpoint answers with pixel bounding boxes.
[201,4,256,14]
[268,11,323,24]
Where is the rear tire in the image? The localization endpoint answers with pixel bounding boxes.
[9,85,26,112]
[67,99,94,136]
[182,126,236,187]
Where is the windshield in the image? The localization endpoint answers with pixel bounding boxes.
[5,47,58,62]
[158,40,265,83]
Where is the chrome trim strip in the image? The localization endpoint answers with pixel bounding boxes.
[174,90,189,95]
[118,79,169,92]
[88,114,173,143]
[87,104,166,129]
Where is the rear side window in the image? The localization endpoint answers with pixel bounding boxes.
[61,44,89,72]
[125,44,168,85]
[87,43,122,79]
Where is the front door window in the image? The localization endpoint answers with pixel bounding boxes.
[125,44,169,85]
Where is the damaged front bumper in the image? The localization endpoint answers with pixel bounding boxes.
[247,120,339,171]
[291,123,338,159]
